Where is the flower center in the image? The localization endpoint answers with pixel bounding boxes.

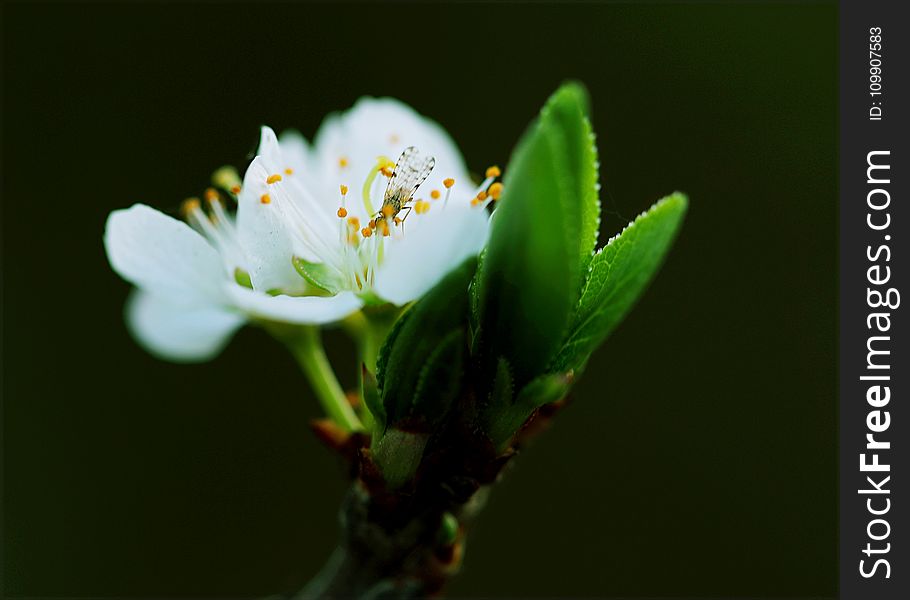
[329,154,439,292]
[324,153,504,294]
[182,152,504,298]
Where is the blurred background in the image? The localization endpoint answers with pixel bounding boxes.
[2,2,836,598]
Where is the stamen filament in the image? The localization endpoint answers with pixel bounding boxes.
[442,177,456,208]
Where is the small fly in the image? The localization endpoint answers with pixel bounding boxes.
[375,146,435,226]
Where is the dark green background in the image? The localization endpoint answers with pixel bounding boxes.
[2,2,837,598]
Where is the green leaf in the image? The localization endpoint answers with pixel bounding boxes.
[372,328,465,487]
[486,372,571,449]
[361,364,384,430]
[376,257,476,431]
[475,83,592,386]
[543,82,601,269]
[516,372,571,409]
[292,256,345,295]
[489,357,514,411]
[551,193,688,372]
[478,358,514,445]
[409,329,464,427]
[375,306,414,392]
[371,430,429,489]
[468,247,486,332]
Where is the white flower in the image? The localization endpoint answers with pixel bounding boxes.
[105,98,495,362]
[239,98,493,305]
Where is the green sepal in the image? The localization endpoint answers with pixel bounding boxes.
[292,256,345,295]
[233,268,253,289]
[357,290,387,307]
[551,193,688,372]
[474,82,592,387]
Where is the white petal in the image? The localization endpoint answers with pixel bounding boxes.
[104,204,226,305]
[273,131,341,247]
[127,290,244,362]
[242,132,344,285]
[373,204,490,305]
[312,97,472,212]
[257,125,284,167]
[279,129,313,175]
[227,286,363,324]
[235,157,313,294]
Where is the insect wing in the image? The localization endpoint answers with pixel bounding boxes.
[384,146,436,206]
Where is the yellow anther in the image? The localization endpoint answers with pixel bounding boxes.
[361,227,373,238]
[340,184,349,196]
[379,221,391,237]
[347,216,360,228]
[260,194,271,205]
[204,187,219,203]
[267,173,283,184]
[489,182,504,200]
[485,165,501,178]
[380,166,394,178]
[470,197,483,207]
[382,205,395,218]
[181,198,201,215]
[393,216,402,225]
[230,185,241,195]
[337,207,348,218]
[284,167,294,175]
[476,190,488,202]
[339,156,349,168]
[443,178,455,189]
[347,233,360,245]
[368,219,377,230]
[212,165,242,193]
[430,189,441,200]
[414,200,430,214]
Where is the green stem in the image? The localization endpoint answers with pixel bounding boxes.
[342,308,400,430]
[289,327,363,432]
[344,310,389,374]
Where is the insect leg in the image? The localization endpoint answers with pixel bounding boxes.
[399,206,414,234]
